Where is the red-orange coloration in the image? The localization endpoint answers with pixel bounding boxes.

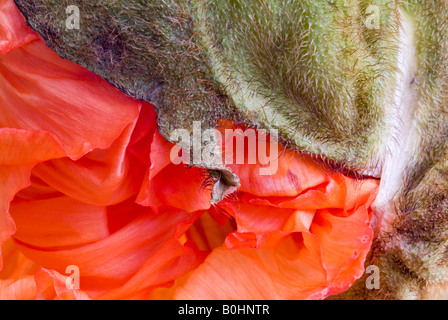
[0,0,379,300]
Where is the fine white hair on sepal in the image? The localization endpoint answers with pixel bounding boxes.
[372,8,419,235]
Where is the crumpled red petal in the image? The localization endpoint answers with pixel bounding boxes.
[0,0,141,272]
[0,0,38,55]
[175,198,375,299]
[0,129,66,269]
[0,0,381,301]
[12,200,205,298]
[136,130,212,213]
[174,129,379,299]
[0,38,140,160]
[10,196,110,248]
[30,117,147,206]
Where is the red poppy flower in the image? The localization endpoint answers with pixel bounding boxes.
[0,0,379,300]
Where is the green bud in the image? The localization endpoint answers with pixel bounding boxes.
[14,0,448,299]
